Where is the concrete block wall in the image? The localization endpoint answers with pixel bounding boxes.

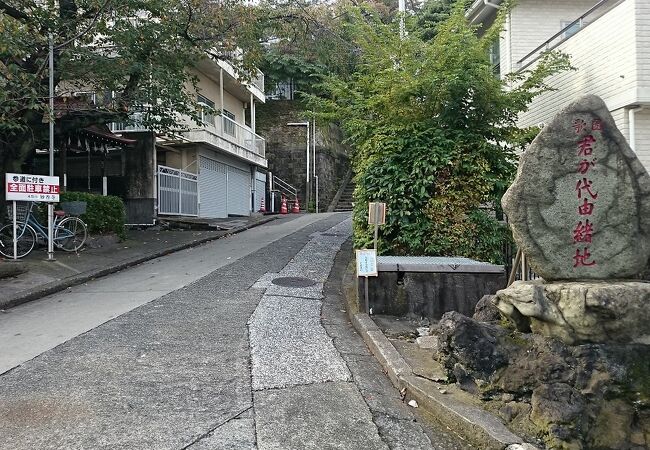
[256,100,350,210]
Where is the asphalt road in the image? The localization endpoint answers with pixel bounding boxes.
[0,213,467,449]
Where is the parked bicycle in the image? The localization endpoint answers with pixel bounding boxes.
[0,201,88,258]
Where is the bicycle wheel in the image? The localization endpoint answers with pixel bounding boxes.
[0,222,36,258]
[54,217,88,252]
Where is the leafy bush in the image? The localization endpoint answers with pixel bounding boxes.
[309,2,571,263]
[59,192,126,238]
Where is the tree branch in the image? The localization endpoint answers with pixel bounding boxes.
[0,0,30,22]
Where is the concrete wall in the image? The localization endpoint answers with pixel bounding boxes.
[360,271,506,320]
[187,68,247,124]
[256,100,350,210]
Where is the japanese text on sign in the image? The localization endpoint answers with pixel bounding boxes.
[356,249,378,277]
[571,118,602,268]
[5,173,60,202]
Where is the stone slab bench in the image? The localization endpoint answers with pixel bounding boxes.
[359,256,506,320]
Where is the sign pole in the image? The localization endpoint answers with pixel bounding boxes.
[12,201,17,260]
[47,33,55,261]
[373,203,379,250]
[364,275,370,314]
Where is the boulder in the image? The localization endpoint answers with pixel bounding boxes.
[472,294,502,323]
[502,95,650,281]
[429,313,650,449]
[431,311,512,381]
[494,280,650,344]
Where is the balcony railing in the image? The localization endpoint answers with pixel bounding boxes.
[516,0,625,70]
[180,113,265,160]
[110,111,149,133]
[251,70,264,93]
[110,111,265,160]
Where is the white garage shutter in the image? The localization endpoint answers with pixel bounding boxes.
[227,166,251,216]
[199,156,227,218]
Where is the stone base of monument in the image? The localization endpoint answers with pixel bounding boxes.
[429,305,650,450]
[493,280,650,345]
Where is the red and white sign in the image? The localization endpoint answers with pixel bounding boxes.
[5,173,60,202]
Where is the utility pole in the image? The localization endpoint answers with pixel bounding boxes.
[398,0,406,39]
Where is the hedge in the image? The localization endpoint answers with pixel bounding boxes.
[59,192,126,238]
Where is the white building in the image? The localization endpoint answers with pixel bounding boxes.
[113,57,268,220]
[467,0,650,172]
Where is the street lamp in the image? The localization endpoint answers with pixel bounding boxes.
[287,122,310,210]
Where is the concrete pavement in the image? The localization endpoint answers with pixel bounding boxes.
[0,213,468,449]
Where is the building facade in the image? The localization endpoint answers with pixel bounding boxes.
[112,57,267,221]
[467,0,650,172]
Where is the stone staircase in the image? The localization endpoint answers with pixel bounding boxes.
[333,181,355,212]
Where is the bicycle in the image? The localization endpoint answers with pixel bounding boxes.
[0,201,88,258]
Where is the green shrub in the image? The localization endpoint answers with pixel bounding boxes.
[59,192,126,238]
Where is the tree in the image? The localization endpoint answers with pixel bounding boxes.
[414,0,453,41]
[0,0,262,201]
[257,0,362,98]
[307,1,573,263]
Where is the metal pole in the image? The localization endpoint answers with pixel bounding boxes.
[306,122,310,210]
[47,34,55,261]
[312,118,316,211]
[13,201,17,260]
[364,276,370,315]
[374,204,379,251]
[315,176,319,213]
[269,171,274,212]
[399,0,406,39]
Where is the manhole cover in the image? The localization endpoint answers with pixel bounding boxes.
[271,277,318,288]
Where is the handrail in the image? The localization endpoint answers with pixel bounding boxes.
[516,0,622,70]
[272,175,297,198]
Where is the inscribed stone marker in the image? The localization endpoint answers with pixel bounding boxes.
[502,95,650,280]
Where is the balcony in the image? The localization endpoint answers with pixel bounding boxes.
[111,111,267,167]
[180,113,267,167]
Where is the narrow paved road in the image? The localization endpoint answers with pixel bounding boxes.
[0,213,468,449]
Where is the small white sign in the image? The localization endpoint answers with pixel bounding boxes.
[5,173,60,202]
[356,249,378,277]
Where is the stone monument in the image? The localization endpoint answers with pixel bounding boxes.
[495,94,650,344]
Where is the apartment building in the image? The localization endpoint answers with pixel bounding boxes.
[467,0,650,172]
[110,57,267,222]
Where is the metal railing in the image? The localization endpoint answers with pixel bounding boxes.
[219,114,266,158]
[516,0,624,71]
[251,69,264,93]
[110,111,148,133]
[272,175,297,198]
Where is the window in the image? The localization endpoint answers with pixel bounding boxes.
[561,20,587,39]
[223,109,236,137]
[197,94,215,126]
[489,39,501,77]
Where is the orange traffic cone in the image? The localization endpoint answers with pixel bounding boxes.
[292,196,300,213]
[258,197,266,213]
[280,194,288,214]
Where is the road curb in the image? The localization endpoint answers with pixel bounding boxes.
[342,263,530,450]
[0,216,276,310]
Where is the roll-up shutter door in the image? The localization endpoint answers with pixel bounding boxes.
[198,156,227,218]
[227,166,251,216]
